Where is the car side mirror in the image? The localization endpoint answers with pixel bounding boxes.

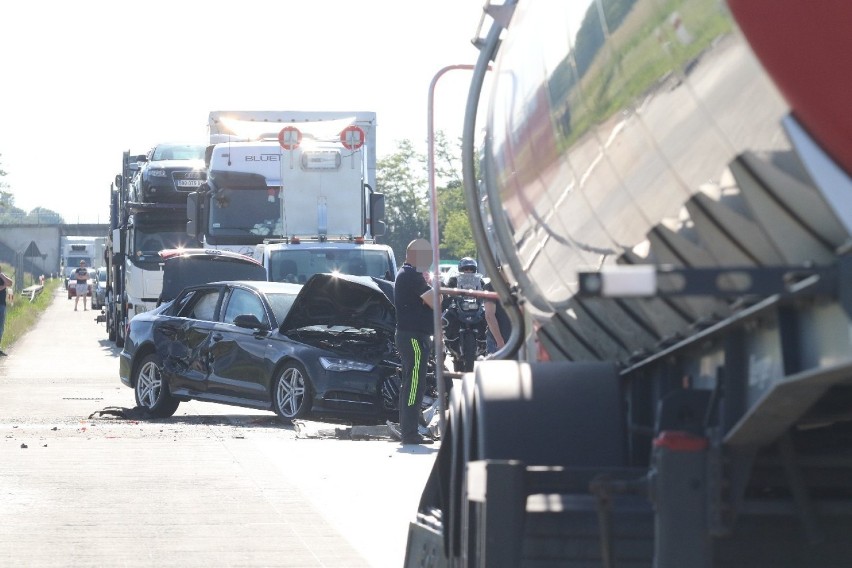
[233,314,268,330]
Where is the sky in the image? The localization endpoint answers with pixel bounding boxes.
[0,0,491,224]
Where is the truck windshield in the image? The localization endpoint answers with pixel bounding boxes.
[269,249,393,283]
[208,187,282,242]
[152,144,206,161]
[134,228,197,255]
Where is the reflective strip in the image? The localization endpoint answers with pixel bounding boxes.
[408,337,421,407]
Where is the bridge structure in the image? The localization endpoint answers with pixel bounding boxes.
[0,224,109,288]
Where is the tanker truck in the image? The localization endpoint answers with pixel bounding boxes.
[405,1,852,566]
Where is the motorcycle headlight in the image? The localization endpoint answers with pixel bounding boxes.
[319,357,374,373]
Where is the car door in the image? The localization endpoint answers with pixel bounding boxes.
[207,286,274,403]
[159,286,223,395]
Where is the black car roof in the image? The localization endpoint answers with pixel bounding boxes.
[159,253,267,304]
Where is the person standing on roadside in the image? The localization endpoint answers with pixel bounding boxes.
[393,239,440,445]
[0,267,12,356]
[74,260,89,312]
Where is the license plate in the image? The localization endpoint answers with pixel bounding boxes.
[176,180,203,188]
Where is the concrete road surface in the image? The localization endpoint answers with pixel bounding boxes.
[0,285,438,567]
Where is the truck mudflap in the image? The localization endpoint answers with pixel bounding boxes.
[405,520,448,568]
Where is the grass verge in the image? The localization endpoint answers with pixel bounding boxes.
[1,278,61,352]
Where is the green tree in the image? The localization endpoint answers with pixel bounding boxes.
[0,155,62,224]
[377,140,430,264]
[433,132,477,260]
[442,209,476,258]
[0,155,26,223]
[25,207,64,225]
[0,154,11,207]
[377,133,478,268]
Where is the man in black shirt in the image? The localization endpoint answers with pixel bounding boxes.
[393,239,440,445]
[74,260,90,312]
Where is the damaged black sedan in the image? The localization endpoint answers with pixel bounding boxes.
[119,274,402,424]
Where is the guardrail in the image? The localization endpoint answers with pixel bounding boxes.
[21,285,43,302]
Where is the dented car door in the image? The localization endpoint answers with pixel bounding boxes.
[160,286,223,395]
[206,286,276,403]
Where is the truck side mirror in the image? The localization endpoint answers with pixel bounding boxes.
[370,193,386,237]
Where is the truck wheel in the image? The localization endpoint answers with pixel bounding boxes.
[115,315,126,348]
[470,360,624,465]
[460,361,626,566]
[106,291,116,341]
[134,354,180,417]
[272,361,313,422]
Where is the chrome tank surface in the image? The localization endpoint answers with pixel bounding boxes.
[479,0,848,362]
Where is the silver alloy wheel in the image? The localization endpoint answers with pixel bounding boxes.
[276,366,306,418]
[136,360,163,409]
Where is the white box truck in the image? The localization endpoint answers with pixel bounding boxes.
[187,111,395,280]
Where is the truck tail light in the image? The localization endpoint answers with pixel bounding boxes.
[653,431,708,452]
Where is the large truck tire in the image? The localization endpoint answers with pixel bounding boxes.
[459,361,652,567]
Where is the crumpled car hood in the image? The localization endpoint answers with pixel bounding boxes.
[280,273,396,333]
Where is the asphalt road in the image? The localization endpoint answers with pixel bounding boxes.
[0,284,438,568]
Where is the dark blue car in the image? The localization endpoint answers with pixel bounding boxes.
[119,274,401,424]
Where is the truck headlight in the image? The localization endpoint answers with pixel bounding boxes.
[319,357,374,372]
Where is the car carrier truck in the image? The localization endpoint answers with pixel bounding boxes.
[187,111,396,281]
[405,1,852,567]
[105,150,200,346]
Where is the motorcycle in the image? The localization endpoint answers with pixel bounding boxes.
[441,272,488,373]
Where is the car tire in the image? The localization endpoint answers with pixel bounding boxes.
[461,331,477,373]
[134,353,180,417]
[272,361,313,422]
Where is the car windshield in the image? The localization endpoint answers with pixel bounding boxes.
[265,290,300,325]
[135,228,197,254]
[151,144,205,161]
[269,249,394,283]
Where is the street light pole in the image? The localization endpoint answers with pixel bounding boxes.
[427,64,476,435]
